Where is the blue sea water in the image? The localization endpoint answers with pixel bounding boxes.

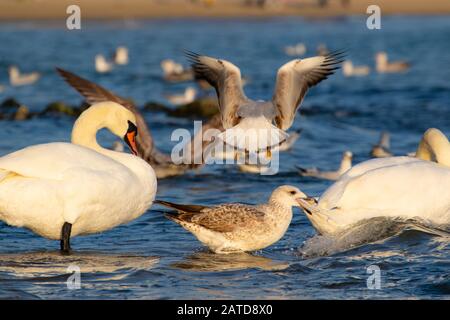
[0,16,449,299]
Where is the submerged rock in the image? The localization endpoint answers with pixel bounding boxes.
[145,98,218,118]
[0,98,33,120]
[1,98,21,109]
[41,101,80,117]
[170,98,219,118]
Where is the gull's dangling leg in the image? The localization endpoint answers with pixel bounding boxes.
[60,222,72,254]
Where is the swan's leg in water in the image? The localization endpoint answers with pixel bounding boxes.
[60,222,72,253]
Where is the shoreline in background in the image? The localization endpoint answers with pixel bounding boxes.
[1,0,450,20]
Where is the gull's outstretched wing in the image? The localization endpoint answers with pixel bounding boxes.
[185,51,248,129]
[157,200,264,233]
[56,67,157,162]
[272,51,345,130]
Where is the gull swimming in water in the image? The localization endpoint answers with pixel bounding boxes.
[186,50,344,154]
[342,60,370,77]
[155,185,306,254]
[9,66,40,86]
[371,131,393,158]
[56,68,224,178]
[284,43,306,56]
[161,59,194,82]
[298,151,353,181]
[298,128,450,236]
[95,54,114,73]
[114,46,129,65]
[375,52,410,73]
[165,87,197,106]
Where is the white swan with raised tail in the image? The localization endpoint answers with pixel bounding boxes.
[0,101,157,252]
[299,128,450,236]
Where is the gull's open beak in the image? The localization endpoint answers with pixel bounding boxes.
[124,120,138,155]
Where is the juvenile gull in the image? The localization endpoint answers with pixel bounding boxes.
[186,50,344,154]
[298,151,353,181]
[156,185,306,254]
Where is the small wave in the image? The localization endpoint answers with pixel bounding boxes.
[298,217,450,258]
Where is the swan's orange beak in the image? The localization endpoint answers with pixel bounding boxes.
[124,121,138,155]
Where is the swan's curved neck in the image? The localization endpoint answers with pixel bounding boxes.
[416,129,450,167]
[71,110,108,154]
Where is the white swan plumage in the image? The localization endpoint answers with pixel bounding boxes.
[0,101,157,251]
[299,128,450,236]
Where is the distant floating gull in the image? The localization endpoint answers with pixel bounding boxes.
[298,151,353,181]
[155,185,306,253]
[376,52,410,73]
[161,59,194,82]
[186,50,343,154]
[9,66,40,86]
[284,43,306,56]
[95,54,114,73]
[371,131,393,158]
[114,46,129,65]
[165,86,197,106]
[342,60,370,77]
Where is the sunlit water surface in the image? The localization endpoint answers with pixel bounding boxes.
[0,16,449,299]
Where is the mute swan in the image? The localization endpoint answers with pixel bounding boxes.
[155,186,305,253]
[9,66,40,86]
[298,151,353,181]
[298,129,450,236]
[0,101,157,252]
[95,54,113,73]
[165,87,197,106]
[415,128,450,166]
[186,50,343,154]
[114,46,129,65]
[370,131,393,158]
[342,60,370,77]
[375,52,410,73]
[56,67,225,179]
